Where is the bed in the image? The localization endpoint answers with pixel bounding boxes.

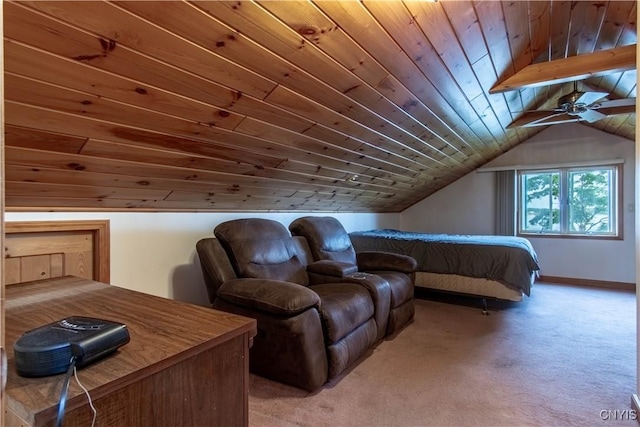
[349,229,540,302]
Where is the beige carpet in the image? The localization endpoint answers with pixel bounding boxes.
[248,283,637,427]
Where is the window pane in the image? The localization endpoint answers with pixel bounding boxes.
[521,172,560,233]
[568,169,614,234]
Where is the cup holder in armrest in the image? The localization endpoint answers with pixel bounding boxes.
[348,272,372,279]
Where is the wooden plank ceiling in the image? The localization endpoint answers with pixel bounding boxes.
[3,1,637,212]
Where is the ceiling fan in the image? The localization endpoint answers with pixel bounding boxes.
[508,81,636,128]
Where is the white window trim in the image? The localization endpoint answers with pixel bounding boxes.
[477,158,624,173]
[517,164,620,238]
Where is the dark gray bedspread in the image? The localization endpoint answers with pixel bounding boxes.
[349,229,540,296]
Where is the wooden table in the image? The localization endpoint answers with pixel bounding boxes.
[4,276,257,427]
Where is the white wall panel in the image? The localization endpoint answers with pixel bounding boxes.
[5,212,399,305]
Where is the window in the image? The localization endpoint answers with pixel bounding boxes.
[518,165,619,237]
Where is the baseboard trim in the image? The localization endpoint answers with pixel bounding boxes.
[538,275,635,291]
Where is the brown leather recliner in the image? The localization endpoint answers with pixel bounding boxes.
[196,218,379,391]
[289,216,417,335]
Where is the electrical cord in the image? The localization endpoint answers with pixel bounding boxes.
[54,354,98,427]
[74,364,97,427]
[55,356,77,427]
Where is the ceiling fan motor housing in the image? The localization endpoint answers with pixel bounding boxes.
[558,91,588,115]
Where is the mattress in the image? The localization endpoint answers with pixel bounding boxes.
[350,229,540,298]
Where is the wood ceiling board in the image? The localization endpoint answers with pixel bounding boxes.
[474,0,517,87]
[5,88,408,187]
[548,0,573,60]
[594,1,636,51]
[404,1,485,101]
[5,72,245,133]
[165,0,452,172]
[617,2,637,47]
[402,1,506,155]
[3,4,243,109]
[4,42,246,130]
[470,54,514,131]
[18,1,276,99]
[5,181,172,201]
[4,165,311,199]
[528,1,552,63]
[259,1,474,164]
[4,125,87,154]
[80,138,411,195]
[3,98,288,172]
[315,1,485,152]
[502,1,534,74]
[257,0,390,86]
[4,6,321,138]
[4,195,382,212]
[79,139,288,179]
[440,1,487,65]
[5,146,398,201]
[264,85,453,169]
[362,1,486,144]
[576,1,608,55]
[162,189,392,207]
[3,1,636,213]
[442,1,516,136]
[5,164,395,204]
[233,117,426,185]
[565,2,592,57]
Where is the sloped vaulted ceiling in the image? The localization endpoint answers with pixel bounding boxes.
[3,1,637,212]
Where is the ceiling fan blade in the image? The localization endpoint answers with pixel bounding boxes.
[575,109,607,123]
[507,111,568,129]
[576,91,608,105]
[518,108,564,113]
[595,98,636,108]
[522,115,582,127]
[595,105,637,116]
[490,44,636,94]
[510,104,636,128]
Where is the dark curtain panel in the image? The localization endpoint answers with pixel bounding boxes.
[495,170,516,235]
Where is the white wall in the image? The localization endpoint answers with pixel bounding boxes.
[401,123,636,284]
[401,169,496,234]
[5,212,399,305]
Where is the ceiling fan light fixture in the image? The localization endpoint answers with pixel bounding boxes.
[565,103,588,115]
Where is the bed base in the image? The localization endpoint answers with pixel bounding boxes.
[414,272,524,302]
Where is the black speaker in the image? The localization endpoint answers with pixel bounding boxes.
[14,316,130,377]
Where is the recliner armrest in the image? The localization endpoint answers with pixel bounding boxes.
[216,278,320,316]
[356,251,417,273]
[306,260,358,277]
